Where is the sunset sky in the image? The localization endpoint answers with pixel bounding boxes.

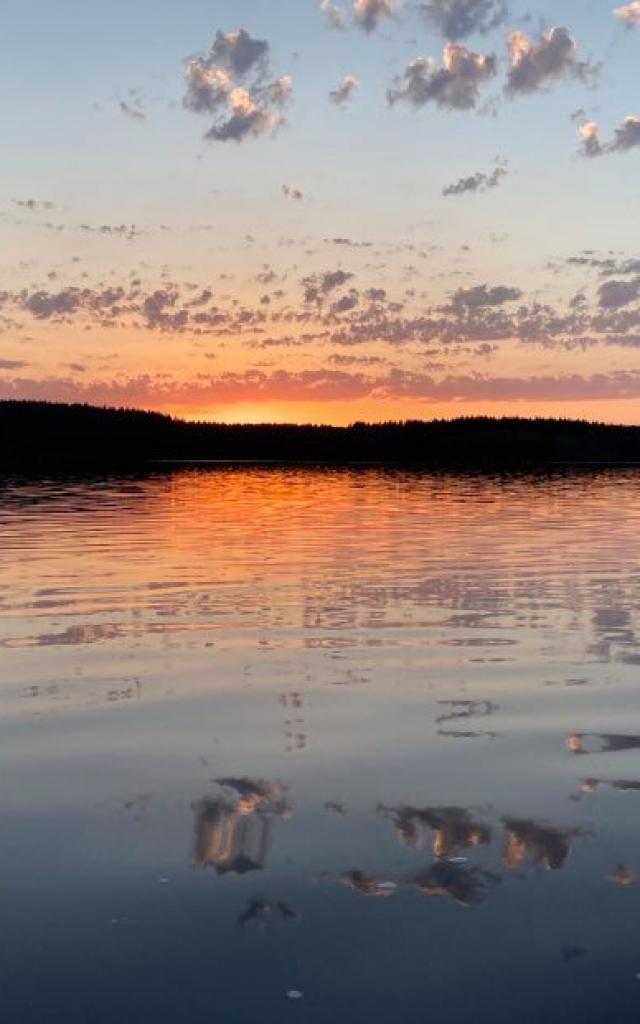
[2,0,640,423]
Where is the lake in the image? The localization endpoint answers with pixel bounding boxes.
[3,467,640,1023]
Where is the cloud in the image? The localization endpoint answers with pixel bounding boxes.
[443,161,507,196]
[598,278,640,309]
[330,74,360,106]
[6,369,640,408]
[208,28,270,77]
[319,0,398,32]
[577,119,603,157]
[119,100,145,121]
[567,255,640,277]
[0,358,29,370]
[354,0,398,31]
[319,0,349,29]
[23,289,84,319]
[614,2,640,27]
[330,290,360,315]
[421,0,507,40]
[13,199,56,210]
[505,27,597,96]
[183,29,292,142]
[610,115,640,151]
[324,236,373,248]
[302,269,355,303]
[8,260,640,358]
[576,114,640,157]
[447,283,522,312]
[282,184,304,200]
[388,44,496,111]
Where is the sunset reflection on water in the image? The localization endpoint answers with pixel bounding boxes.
[3,468,640,1023]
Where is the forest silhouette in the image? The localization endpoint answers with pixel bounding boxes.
[2,400,640,471]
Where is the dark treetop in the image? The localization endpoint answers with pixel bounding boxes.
[2,400,640,471]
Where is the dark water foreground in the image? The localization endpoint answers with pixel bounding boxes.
[3,468,640,1023]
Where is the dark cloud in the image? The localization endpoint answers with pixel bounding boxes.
[421,0,507,40]
[597,278,640,309]
[577,115,640,157]
[24,289,84,319]
[6,368,640,408]
[330,290,360,314]
[282,184,304,200]
[119,89,146,121]
[80,223,139,239]
[208,28,269,76]
[119,100,145,121]
[610,115,640,152]
[183,29,292,142]
[329,74,360,106]
[13,199,56,211]
[8,259,640,358]
[0,358,29,370]
[443,161,507,196]
[388,44,496,111]
[569,255,640,277]
[324,236,373,248]
[447,283,522,312]
[505,27,598,96]
[502,818,582,870]
[354,0,398,32]
[302,269,355,304]
[319,0,398,32]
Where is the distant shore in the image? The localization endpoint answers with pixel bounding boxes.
[2,400,640,473]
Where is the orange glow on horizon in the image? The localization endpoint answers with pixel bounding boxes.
[174,397,640,427]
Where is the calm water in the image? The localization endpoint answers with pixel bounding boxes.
[3,468,640,1023]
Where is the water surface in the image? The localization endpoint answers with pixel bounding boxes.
[3,468,640,1022]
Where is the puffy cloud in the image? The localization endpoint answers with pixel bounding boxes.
[302,269,355,303]
[319,0,398,32]
[443,161,507,196]
[577,119,602,157]
[576,114,640,157]
[319,0,349,29]
[184,61,232,114]
[505,27,597,96]
[203,86,285,143]
[330,290,360,315]
[183,29,292,142]
[282,184,304,200]
[421,0,507,40]
[208,28,270,77]
[388,44,496,111]
[614,2,640,27]
[354,0,398,31]
[610,115,640,152]
[597,278,640,309]
[24,289,84,319]
[447,283,522,312]
[330,74,360,106]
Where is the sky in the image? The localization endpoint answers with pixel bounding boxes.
[1,0,640,424]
